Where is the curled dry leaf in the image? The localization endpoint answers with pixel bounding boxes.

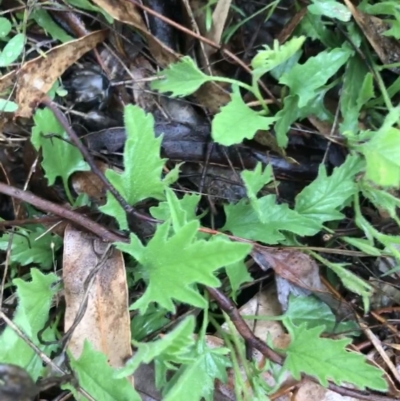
[0,30,107,118]
[344,0,400,74]
[63,225,132,379]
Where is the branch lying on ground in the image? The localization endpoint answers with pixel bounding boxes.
[0,182,127,243]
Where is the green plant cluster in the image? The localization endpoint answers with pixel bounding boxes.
[2,0,400,399]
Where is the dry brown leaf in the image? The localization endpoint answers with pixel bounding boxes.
[209,0,232,47]
[63,225,132,377]
[71,160,112,204]
[293,379,361,401]
[344,0,400,74]
[90,0,179,67]
[14,30,107,118]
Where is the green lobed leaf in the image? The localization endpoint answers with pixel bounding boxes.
[151,56,211,97]
[31,108,89,188]
[67,341,140,401]
[0,228,62,268]
[241,163,273,200]
[151,192,200,223]
[212,85,276,146]
[224,260,253,298]
[0,33,25,67]
[0,269,59,380]
[164,342,230,401]
[251,36,306,78]
[342,237,382,256]
[359,126,400,187]
[283,320,387,391]
[241,163,273,216]
[340,55,370,133]
[224,195,320,245]
[274,95,301,147]
[295,155,362,224]
[361,182,400,224]
[117,221,251,313]
[100,105,167,230]
[327,262,373,312]
[279,46,352,107]
[116,317,196,377]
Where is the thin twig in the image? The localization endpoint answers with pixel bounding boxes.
[0,182,127,243]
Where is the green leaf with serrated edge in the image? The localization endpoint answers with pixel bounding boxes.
[100,105,167,230]
[340,56,369,133]
[251,36,305,78]
[270,49,302,81]
[295,155,362,223]
[329,263,372,312]
[241,163,272,216]
[274,95,300,147]
[212,85,276,146]
[151,192,200,222]
[279,46,352,108]
[0,269,58,380]
[283,295,358,334]
[241,163,272,201]
[308,0,351,21]
[116,317,195,377]
[0,17,12,38]
[313,252,373,312]
[151,56,211,97]
[31,108,89,187]
[359,126,400,187]
[0,98,17,112]
[225,260,252,298]
[361,182,400,225]
[0,228,62,268]
[116,222,250,313]
[283,320,387,391]
[32,9,73,42]
[0,33,25,67]
[164,343,230,401]
[66,341,140,401]
[342,237,382,256]
[166,188,190,231]
[223,196,320,245]
[276,89,331,147]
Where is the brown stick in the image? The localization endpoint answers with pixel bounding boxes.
[0,182,128,243]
